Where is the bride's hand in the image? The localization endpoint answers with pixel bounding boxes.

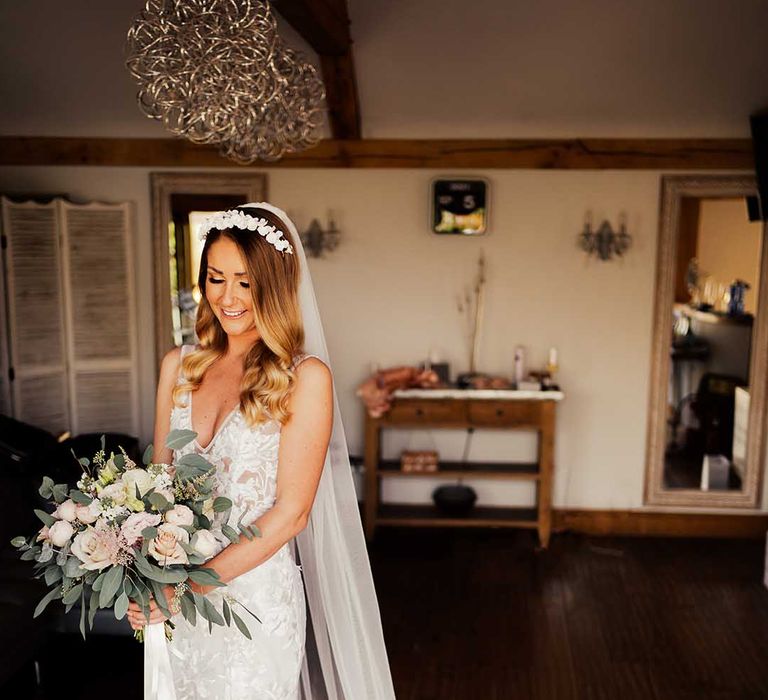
[126,585,176,630]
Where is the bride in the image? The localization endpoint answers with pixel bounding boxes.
[126,203,395,699]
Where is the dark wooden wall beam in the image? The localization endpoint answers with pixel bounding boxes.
[0,136,754,170]
[272,0,362,139]
[554,508,768,539]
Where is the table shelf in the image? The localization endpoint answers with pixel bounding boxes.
[377,504,539,529]
[378,459,540,480]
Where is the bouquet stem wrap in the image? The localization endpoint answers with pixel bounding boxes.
[145,623,177,699]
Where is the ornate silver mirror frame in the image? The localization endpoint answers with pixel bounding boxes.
[150,172,268,373]
[645,174,768,508]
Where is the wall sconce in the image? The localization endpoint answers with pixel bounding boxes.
[578,213,632,261]
[300,214,341,258]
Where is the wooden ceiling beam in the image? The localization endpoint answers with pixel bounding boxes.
[272,0,362,140]
[0,137,753,170]
[272,0,350,55]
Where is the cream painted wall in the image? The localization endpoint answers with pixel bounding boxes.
[1,166,766,513]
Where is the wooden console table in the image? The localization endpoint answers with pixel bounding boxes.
[363,388,564,548]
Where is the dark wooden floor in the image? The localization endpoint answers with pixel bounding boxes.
[371,529,768,700]
[4,530,768,699]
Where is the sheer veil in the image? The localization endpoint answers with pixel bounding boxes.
[243,203,395,700]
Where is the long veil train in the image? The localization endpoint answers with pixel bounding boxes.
[247,203,395,700]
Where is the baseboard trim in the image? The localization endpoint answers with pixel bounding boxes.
[554,509,768,538]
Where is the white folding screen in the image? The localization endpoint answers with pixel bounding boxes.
[0,196,139,438]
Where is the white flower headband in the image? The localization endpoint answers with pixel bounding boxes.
[198,209,294,254]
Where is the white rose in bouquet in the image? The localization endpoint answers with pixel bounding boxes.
[55,499,77,522]
[149,523,189,565]
[122,468,153,497]
[75,503,97,524]
[71,528,111,570]
[190,529,220,559]
[120,512,162,546]
[100,482,127,505]
[164,505,194,527]
[48,520,75,547]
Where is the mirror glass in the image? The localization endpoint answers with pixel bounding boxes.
[664,197,762,491]
[168,194,244,347]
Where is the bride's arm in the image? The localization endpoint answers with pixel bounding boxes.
[193,356,333,594]
[153,347,182,465]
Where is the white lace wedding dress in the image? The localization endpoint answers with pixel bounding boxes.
[166,345,319,699]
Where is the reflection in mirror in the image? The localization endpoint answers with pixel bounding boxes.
[168,194,243,346]
[665,197,762,491]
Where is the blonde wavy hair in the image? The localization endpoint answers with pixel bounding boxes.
[172,206,304,426]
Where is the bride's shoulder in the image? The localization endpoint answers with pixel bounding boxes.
[157,346,183,387]
[292,353,331,375]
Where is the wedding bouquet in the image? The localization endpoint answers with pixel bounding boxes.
[10,429,260,641]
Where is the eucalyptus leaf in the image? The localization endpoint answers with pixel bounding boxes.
[64,556,84,578]
[10,536,26,548]
[92,571,107,592]
[44,566,63,586]
[38,476,54,499]
[21,547,39,561]
[202,597,225,626]
[230,609,252,640]
[36,544,54,564]
[88,588,100,627]
[179,592,196,625]
[33,586,62,618]
[222,598,231,626]
[99,565,124,608]
[177,452,212,470]
[113,453,125,469]
[148,492,170,511]
[79,457,90,467]
[193,592,209,622]
[52,483,69,504]
[221,524,240,544]
[149,578,172,618]
[79,590,87,640]
[114,591,129,620]
[100,434,105,451]
[239,525,254,541]
[62,582,83,605]
[165,429,197,451]
[142,443,153,465]
[56,544,70,566]
[187,568,225,588]
[141,526,158,540]
[34,509,56,527]
[212,497,233,512]
[69,489,92,505]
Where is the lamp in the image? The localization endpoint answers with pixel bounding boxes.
[578,213,632,261]
[300,215,341,258]
[125,0,326,163]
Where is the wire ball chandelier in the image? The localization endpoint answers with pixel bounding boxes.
[125,0,326,163]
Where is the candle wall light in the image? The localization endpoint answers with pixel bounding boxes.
[578,212,632,261]
[300,213,341,258]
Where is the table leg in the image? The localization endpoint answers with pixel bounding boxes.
[537,402,555,548]
[364,416,380,541]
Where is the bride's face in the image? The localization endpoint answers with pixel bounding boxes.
[205,237,257,336]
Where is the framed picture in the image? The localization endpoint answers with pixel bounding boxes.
[431,178,489,235]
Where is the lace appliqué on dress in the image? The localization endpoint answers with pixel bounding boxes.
[163,349,317,700]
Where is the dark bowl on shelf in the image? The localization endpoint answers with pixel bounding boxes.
[432,484,477,517]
